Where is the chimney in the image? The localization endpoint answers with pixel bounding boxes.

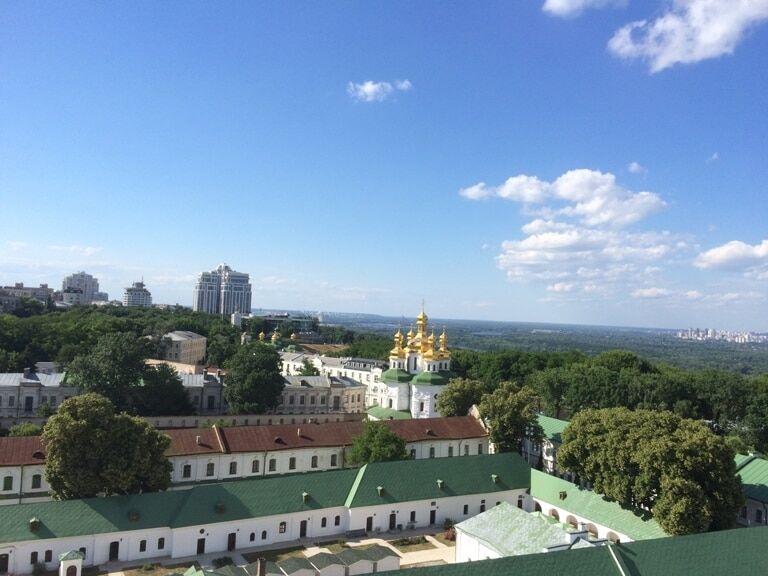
[203,368,208,377]
[436,479,444,490]
[377,486,384,496]
[302,491,309,503]
[196,435,201,445]
[23,367,31,378]
[491,474,499,484]
[297,428,302,438]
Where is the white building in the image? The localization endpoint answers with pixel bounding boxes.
[0,453,528,574]
[193,264,251,316]
[123,281,152,307]
[0,370,76,420]
[160,331,207,365]
[61,273,100,305]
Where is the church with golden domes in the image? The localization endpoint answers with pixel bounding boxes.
[377,308,453,418]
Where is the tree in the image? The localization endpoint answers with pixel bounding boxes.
[42,394,171,499]
[224,343,285,414]
[557,408,743,535]
[479,382,542,453]
[135,363,195,416]
[436,378,486,417]
[67,332,149,411]
[528,368,570,418]
[8,422,42,436]
[298,359,320,376]
[347,421,408,465]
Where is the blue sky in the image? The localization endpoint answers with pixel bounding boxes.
[1,1,767,330]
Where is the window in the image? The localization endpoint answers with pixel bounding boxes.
[429,447,435,458]
[311,456,318,469]
[321,517,327,528]
[334,515,340,526]
[31,552,38,565]
[158,538,165,550]
[261,530,267,540]
[463,504,469,515]
[757,509,764,524]
[741,506,748,519]
[419,402,424,412]
[79,548,86,559]
[310,396,316,404]
[229,462,237,475]
[289,457,296,470]
[8,397,14,407]
[269,459,276,472]
[250,533,255,542]
[320,396,326,405]
[252,459,260,474]
[410,449,416,459]
[480,499,486,513]
[3,476,12,491]
[330,454,337,467]
[300,396,305,405]
[206,463,215,477]
[50,397,56,407]
[279,522,287,534]
[410,511,416,523]
[44,550,52,563]
[388,399,393,408]
[478,443,483,455]
[289,395,295,405]
[464,445,469,456]
[448,446,454,457]
[139,540,147,553]
[183,464,192,479]
[31,474,42,489]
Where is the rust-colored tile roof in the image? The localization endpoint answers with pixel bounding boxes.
[383,415,488,442]
[0,436,46,466]
[163,428,222,457]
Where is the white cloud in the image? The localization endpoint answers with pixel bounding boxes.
[628,161,647,174]
[461,168,666,228]
[47,244,102,257]
[707,152,720,163]
[543,0,625,17]
[608,0,768,73]
[685,290,704,300]
[547,282,575,292]
[632,287,671,298]
[347,79,412,103]
[7,241,29,252]
[694,239,768,270]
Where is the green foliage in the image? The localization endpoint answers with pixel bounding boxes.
[557,408,743,535]
[8,422,42,436]
[479,382,542,453]
[42,394,172,499]
[224,343,284,414]
[436,378,487,417]
[212,557,233,569]
[298,359,320,376]
[66,332,150,411]
[136,363,195,416]
[326,333,392,360]
[347,421,408,465]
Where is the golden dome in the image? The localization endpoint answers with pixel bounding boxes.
[258,331,266,341]
[290,332,297,341]
[271,331,280,342]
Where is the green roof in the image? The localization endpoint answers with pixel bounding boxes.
[456,502,592,556]
[336,546,396,565]
[530,470,666,541]
[735,454,768,503]
[277,556,315,574]
[381,368,413,383]
[378,526,768,576]
[537,414,569,443]
[307,552,344,569]
[367,406,412,420]
[345,453,530,508]
[58,550,85,561]
[0,468,359,544]
[411,371,449,386]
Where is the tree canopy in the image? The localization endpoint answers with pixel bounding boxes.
[224,343,285,414]
[42,393,171,499]
[347,421,409,465]
[436,378,487,417]
[136,363,195,416]
[557,408,743,535]
[479,382,542,453]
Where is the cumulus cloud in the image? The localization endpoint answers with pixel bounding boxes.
[543,0,625,17]
[707,152,720,163]
[461,169,666,228]
[547,282,575,292]
[685,290,704,300]
[628,161,648,174]
[347,79,412,103]
[694,239,768,271]
[47,244,102,257]
[608,0,768,73]
[632,287,672,299]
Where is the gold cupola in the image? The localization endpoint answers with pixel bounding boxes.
[390,329,405,358]
[258,330,266,341]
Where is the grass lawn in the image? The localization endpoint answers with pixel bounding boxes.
[242,546,306,563]
[122,562,199,576]
[431,533,456,547]
[391,537,436,553]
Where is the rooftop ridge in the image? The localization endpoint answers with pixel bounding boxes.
[344,464,368,508]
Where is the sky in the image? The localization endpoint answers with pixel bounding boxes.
[1,0,767,331]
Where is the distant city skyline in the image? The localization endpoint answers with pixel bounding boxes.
[1,2,766,331]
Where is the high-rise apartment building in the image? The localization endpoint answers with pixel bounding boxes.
[62,272,101,304]
[192,264,252,315]
[123,281,152,307]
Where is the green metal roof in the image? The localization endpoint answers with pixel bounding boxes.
[735,454,768,503]
[307,552,344,569]
[380,368,413,383]
[346,453,530,508]
[0,469,359,544]
[366,406,412,420]
[456,501,590,556]
[537,414,569,443]
[411,371,449,386]
[530,470,666,541]
[277,556,315,574]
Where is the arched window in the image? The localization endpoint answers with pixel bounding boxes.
[261,530,267,540]
[66,566,77,576]
[250,533,255,542]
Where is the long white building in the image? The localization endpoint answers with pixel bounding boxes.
[193,264,252,316]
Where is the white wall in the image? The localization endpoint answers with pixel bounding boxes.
[455,529,501,563]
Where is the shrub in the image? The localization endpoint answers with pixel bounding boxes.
[142,564,155,571]
[212,557,233,568]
